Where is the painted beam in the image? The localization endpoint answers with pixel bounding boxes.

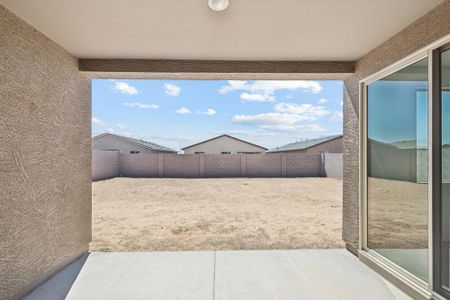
[79,59,355,74]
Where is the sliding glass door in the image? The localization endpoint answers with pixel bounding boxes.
[363,39,450,299]
[366,57,429,282]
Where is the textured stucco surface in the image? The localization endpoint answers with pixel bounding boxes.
[342,0,450,251]
[0,5,91,300]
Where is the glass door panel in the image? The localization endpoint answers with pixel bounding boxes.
[366,57,429,281]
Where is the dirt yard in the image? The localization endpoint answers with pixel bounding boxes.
[91,178,344,251]
[367,177,428,249]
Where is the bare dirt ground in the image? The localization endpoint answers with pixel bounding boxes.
[91,177,344,251]
[367,177,428,249]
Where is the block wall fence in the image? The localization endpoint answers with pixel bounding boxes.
[92,151,343,181]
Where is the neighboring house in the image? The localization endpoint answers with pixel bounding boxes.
[182,134,267,154]
[268,135,343,154]
[92,133,177,154]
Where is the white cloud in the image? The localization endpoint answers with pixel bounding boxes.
[123,102,159,109]
[106,128,115,133]
[240,93,275,102]
[219,80,323,102]
[233,113,305,126]
[318,98,328,104]
[219,130,275,138]
[330,111,343,122]
[164,83,181,97]
[176,107,191,114]
[232,102,329,133]
[116,123,127,129]
[198,108,216,116]
[92,117,106,127]
[112,81,139,95]
[259,124,326,133]
[274,103,330,120]
[340,101,343,106]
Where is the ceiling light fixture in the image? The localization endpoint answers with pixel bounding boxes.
[208,0,229,11]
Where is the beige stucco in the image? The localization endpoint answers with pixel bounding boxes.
[183,135,267,154]
[342,0,450,252]
[0,5,91,300]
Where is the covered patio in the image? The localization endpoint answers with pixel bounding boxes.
[25,250,409,300]
[2,0,450,299]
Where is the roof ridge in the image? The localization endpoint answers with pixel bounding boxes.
[93,133,176,152]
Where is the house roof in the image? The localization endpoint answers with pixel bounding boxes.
[93,133,177,153]
[182,134,267,151]
[268,135,343,153]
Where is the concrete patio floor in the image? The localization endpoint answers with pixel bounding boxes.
[24,249,411,300]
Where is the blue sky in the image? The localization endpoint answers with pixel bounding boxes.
[92,79,343,151]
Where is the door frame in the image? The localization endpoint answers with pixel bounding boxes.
[432,42,450,300]
[359,34,450,300]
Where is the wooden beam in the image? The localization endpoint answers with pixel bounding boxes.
[79,59,355,74]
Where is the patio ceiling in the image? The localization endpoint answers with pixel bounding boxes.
[0,0,442,61]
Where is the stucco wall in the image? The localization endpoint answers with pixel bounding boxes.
[342,0,450,252]
[183,135,266,154]
[0,5,91,299]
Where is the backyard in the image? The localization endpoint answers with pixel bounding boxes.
[91,177,344,251]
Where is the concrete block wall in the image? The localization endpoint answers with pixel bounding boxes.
[204,154,242,177]
[246,154,283,177]
[163,154,201,178]
[92,151,340,179]
[286,153,323,177]
[120,152,159,177]
[92,150,120,181]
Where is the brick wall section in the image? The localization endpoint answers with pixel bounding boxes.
[204,154,241,177]
[163,154,201,177]
[285,153,323,177]
[120,152,159,177]
[246,154,283,177]
[92,150,120,181]
[93,151,341,179]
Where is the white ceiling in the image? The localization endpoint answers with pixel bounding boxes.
[0,0,443,61]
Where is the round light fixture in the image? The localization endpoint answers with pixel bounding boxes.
[208,0,229,11]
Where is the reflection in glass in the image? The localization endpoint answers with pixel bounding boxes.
[441,48,450,293]
[367,58,428,281]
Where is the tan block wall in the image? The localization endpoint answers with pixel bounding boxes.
[0,5,91,299]
[114,153,325,178]
[342,0,450,251]
[92,150,120,181]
